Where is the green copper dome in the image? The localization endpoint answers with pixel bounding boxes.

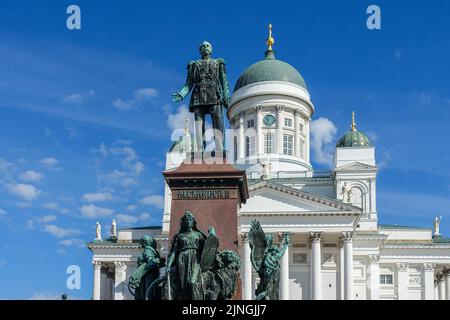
[336,112,372,148]
[336,130,372,148]
[234,50,307,92]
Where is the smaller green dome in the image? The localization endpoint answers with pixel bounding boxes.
[336,130,372,148]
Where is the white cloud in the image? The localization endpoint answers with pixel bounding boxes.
[139,212,151,221]
[310,117,338,165]
[115,213,139,225]
[7,183,40,201]
[59,238,85,248]
[43,202,59,210]
[0,209,7,219]
[80,204,114,219]
[101,170,137,187]
[56,249,66,256]
[134,88,158,100]
[167,105,194,141]
[394,49,404,62]
[82,192,114,203]
[43,224,81,239]
[62,90,95,105]
[40,157,59,167]
[25,219,35,230]
[66,126,79,139]
[126,204,138,212]
[113,87,158,111]
[115,212,151,225]
[96,143,144,187]
[19,170,44,182]
[36,215,58,224]
[414,91,432,105]
[133,161,145,176]
[0,158,15,181]
[139,195,164,209]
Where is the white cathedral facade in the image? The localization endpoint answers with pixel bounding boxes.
[88,31,450,300]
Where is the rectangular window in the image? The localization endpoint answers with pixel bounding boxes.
[245,136,255,157]
[283,134,293,156]
[380,274,393,285]
[247,119,255,128]
[300,139,305,159]
[264,133,274,154]
[299,123,304,133]
[284,118,293,128]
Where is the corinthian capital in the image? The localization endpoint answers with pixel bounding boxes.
[241,232,249,242]
[114,261,127,271]
[278,232,290,245]
[397,262,409,271]
[309,232,323,242]
[93,261,102,270]
[342,232,353,242]
[424,263,436,271]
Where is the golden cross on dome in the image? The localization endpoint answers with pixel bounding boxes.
[351,111,357,131]
[267,23,275,51]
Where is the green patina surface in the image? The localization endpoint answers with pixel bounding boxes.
[234,50,306,92]
[432,237,450,244]
[336,130,372,148]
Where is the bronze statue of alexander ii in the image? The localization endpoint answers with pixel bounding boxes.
[172,41,230,153]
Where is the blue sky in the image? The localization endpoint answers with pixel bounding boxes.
[0,0,449,299]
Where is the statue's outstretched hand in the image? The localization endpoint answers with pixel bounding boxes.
[172,92,184,102]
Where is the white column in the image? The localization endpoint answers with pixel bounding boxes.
[423,263,435,300]
[92,261,102,300]
[310,232,322,300]
[241,233,252,300]
[305,117,310,163]
[343,232,354,300]
[276,105,283,154]
[279,232,290,300]
[439,274,446,300]
[368,255,380,300]
[294,111,300,158]
[255,106,263,154]
[396,263,409,300]
[339,242,344,300]
[100,270,107,299]
[114,261,127,300]
[435,281,439,300]
[445,268,450,300]
[105,273,113,300]
[238,112,245,160]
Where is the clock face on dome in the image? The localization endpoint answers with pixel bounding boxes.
[263,114,276,126]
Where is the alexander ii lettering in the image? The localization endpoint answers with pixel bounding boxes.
[177,189,230,199]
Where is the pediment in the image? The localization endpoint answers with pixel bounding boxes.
[334,161,378,172]
[241,180,361,215]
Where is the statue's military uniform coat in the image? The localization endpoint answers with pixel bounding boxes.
[180,58,229,112]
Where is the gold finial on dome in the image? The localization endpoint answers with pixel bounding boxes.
[351,111,357,132]
[266,23,275,51]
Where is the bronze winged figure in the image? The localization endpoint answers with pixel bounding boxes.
[248,219,289,300]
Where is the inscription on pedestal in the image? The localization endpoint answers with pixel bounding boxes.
[175,189,232,200]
